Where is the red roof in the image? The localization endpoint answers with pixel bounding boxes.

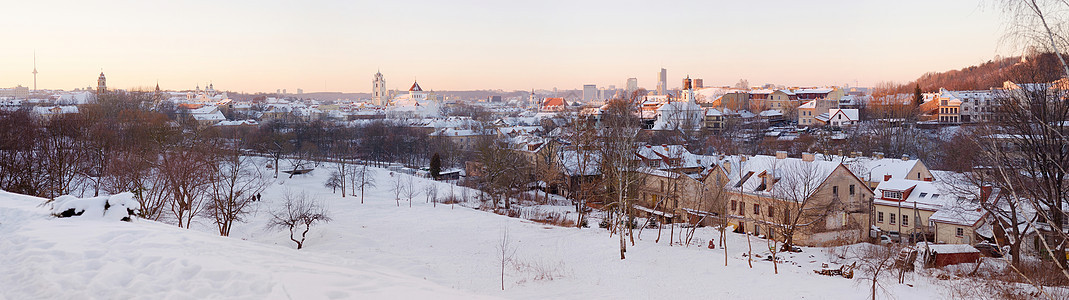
[542,97,565,107]
[409,81,422,92]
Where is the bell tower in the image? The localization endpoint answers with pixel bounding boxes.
[372,70,386,106]
[96,72,107,94]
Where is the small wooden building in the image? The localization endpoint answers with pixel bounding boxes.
[923,244,981,268]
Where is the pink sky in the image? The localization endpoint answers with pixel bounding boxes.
[0,0,1008,93]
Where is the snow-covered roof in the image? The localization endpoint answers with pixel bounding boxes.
[819,155,927,184]
[718,154,843,200]
[793,88,834,94]
[558,150,601,176]
[873,179,974,212]
[705,108,722,116]
[429,128,491,137]
[32,105,79,115]
[929,201,986,226]
[799,100,816,109]
[214,120,259,126]
[633,144,714,171]
[827,109,859,121]
[759,110,782,117]
[926,244,979,254]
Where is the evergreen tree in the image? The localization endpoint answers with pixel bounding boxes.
[429,152,442,180]
[913,84,923,107]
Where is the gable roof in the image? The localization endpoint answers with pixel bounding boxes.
[409,81,423,92]
[828,109,859,121]
[716,154,847,201]
[542,97,566,107]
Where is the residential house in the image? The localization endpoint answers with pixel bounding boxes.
[873,178,992,244]
[704,108,724,130]
[705,151,874,246]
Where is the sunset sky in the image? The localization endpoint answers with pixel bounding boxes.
[1,0,1008,93]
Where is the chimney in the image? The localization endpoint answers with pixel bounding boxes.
[646,145,651,148]
[980,185,993,201]
[875,152,884,159]
[837,149,843,157]
[776,151,787,159]
[923,177,933,182]
[740,155,748,162]
[901,154,909,161]
[802,152,814,162]
[849,151,858,158]
[883,174,892,181]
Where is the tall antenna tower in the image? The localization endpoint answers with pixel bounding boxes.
[32,51,38,91]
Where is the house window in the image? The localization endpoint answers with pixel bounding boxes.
[878,212,884,223]
[902,215,908,226]
[849,184,855,195]
[755,225,761,236]
[739,202,746,215]
[731,200,737,211]
[918,192,927,198]
[833,186,838,196]
[768,206,774,217]
[956,227,964,237]
[754,204,760,215]
[882,191,902,199]
[890,213,896,225]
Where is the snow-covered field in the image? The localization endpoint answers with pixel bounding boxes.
[0,161,1006,299]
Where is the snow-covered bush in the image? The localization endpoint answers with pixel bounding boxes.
[51,192,141,222]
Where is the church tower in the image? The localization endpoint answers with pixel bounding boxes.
[372,71,386,106]
[96,72,107,94]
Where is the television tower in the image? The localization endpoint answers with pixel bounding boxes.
[32,51,38,91]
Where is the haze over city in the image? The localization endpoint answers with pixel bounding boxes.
[2,0,1004,92]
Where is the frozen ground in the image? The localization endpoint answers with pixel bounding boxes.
[0,160,1013,299]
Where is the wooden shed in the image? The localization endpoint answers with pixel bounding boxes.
[923,244,981,268]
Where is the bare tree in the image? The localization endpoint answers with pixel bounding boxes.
[267,191,332,250]
[999,0,1069,78]
[392,173,404,207]
[425,184,438,207]
[350,163,376,204]
[767,159,835,251]
[984,76,1069,277]
[474,137,531,210]
[497,226,517,291]
[854,245,898,300]
[206,147,271,236]
[599,99,644,259]
[160,132,215,229]
[404,176,419,207]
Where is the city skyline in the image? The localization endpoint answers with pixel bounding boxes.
[2,0,1007,93]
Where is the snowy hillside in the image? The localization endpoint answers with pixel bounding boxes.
[1,161,993,299]
[0,189,492,300]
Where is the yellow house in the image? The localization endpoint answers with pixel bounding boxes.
[706,152,874,247]
[872,178,991,244]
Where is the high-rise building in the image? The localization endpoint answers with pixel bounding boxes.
[656,68,667,95]
[32,52,38,92]
[682,76,692,91]
[693,79,703,89]
[626,78,638,95]
[372,70,387,106]
[97,72,106,94]
[583,84,597,102]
